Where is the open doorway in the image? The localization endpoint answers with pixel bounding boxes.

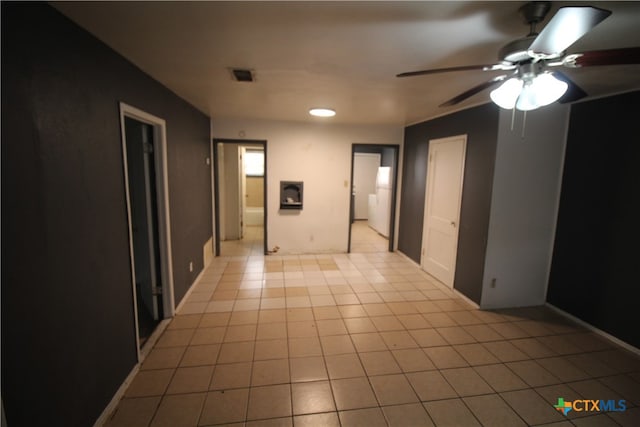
[348,144,400,253]
[213,139,267,256]
[119,103,175,355]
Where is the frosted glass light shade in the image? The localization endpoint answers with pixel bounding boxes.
[529,73,568,107]
[516,73,568,111]
[309,108,336,117]
[490,78,523,109]
[491,73,568,111]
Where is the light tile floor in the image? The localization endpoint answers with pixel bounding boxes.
[106,222,640,426]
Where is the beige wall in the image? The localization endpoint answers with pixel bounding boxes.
[246,176,264,207]
[212,118,403,254]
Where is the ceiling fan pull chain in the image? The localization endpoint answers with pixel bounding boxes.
[521,110,527,139]
[511,106,516,131]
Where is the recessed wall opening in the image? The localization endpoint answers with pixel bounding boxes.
[212,139,267,256]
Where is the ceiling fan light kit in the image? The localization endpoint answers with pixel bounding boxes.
[397,2,638,112]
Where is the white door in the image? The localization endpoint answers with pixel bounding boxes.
[353,153,380,219]
[421,135,467,288]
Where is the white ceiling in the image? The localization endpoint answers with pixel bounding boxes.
[53,1,640,126]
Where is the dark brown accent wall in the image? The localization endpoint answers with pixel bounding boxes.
[547,91,640,349]
[1,3,211,426]
[398,104,499,304]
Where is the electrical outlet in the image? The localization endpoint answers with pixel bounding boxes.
[189,261,193,272]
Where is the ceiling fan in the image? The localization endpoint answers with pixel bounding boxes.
[397,1,640,111]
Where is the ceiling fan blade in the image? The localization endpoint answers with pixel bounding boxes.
[397,64,498,78]
[553,71,588,104]
[439,75,508,107]
[570,47,640,67]
[529,6,611,56]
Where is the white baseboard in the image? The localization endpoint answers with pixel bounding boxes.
[545,302,640,357]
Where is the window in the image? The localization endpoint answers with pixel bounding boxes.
[244,150,264,177]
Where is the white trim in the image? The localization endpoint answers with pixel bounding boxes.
[92,318,170,427]
[545,303,640,357]
[119,102,175,360]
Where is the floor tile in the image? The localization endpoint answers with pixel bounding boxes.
[190,327,226,345]
[380,330,419,349]
[344,317,377,334]
[359,350,402,376]
[210,362,252,390]
[440,367,494,396]
[291,380,335,415]
[217,341,254,363]
[287,321,318,338]
[320,334,356,355]
[463,394,527,427]
[501,388,565,425]
[325,353,365,379]
[251,358,290,386]
[142,347,186,370]
[422,346,468,369]
[392,348,437,372]
[409,328,448,347]
[382,403,435,427]
[423,398,481,426]
[105,397,161,427]
[537,356,591,382]
[254,338,289,360]
[331,377,378,410]
[506,360,562,387]
[246,417,293,427]
[369,374,419,405]
[350,332,388,352]
[371,315,404,332]
[256,322,287,340]
[483,340,529,362]
[166,365,214,394]
[316,318,348,336]
[150,393,206,427]
[289,336,323,358]
[293,412,340,427]
[453,343,500,366]
[436,326,477,345]
[473,364,529,392]
[290,356,328,382]
[247,384,292,420]
[406,370,458,401]
[125,369,174,397]
[200,389,249,425]
[338,407,387,427]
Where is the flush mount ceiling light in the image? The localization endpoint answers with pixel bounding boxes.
[309,108,336,117]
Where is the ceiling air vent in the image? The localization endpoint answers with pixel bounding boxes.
[231,68,254,82]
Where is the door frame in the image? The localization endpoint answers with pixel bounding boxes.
[119,102,176,358]
[348,144,400,252]
[421,134,467,288]
[212,139,267,256]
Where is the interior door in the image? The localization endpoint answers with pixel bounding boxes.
[124,117,163,346]
[353,153,380,220]
[421,135,467,288]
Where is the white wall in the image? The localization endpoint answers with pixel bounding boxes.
[481,103,569,308]
[212,118,403,254]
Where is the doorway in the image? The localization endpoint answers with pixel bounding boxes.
[348,144,400,252]
[421,134,467,288]
[120,103,175,355]
[213,139,267,256]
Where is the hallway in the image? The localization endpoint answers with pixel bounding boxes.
[105,226,640,426]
